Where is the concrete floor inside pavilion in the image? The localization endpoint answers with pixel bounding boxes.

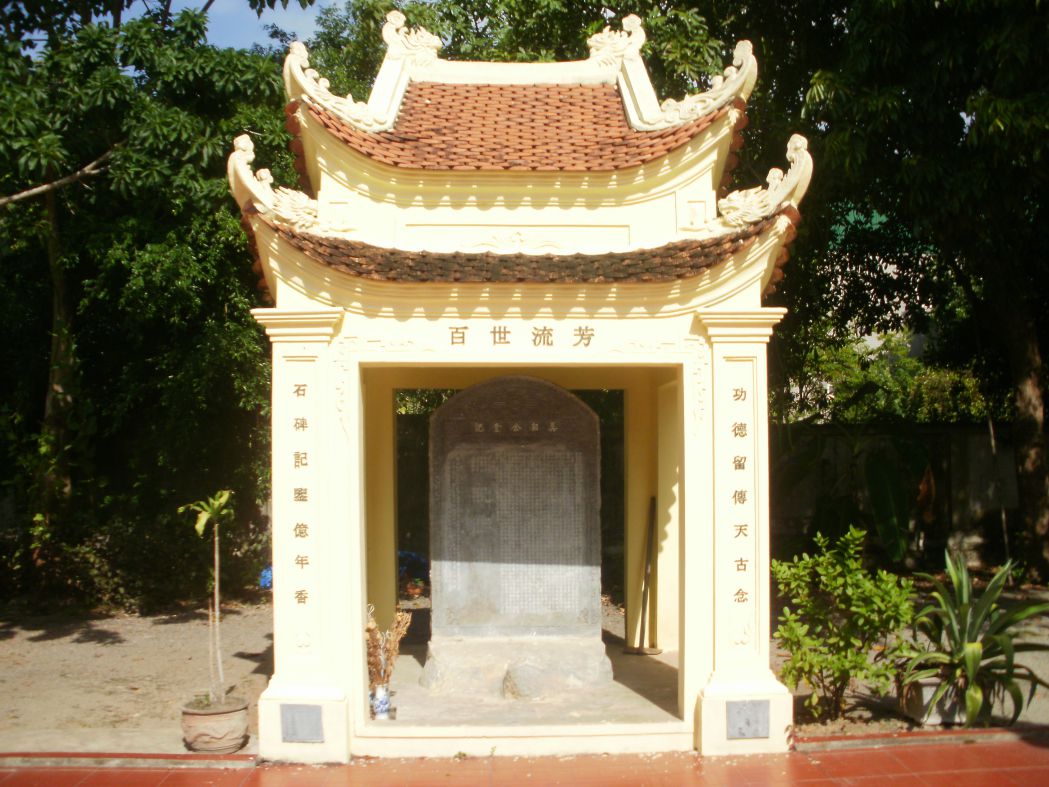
[380,601,681,727]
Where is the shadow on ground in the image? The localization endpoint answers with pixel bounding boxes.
[0,615,126,645]
[234,632,274,676]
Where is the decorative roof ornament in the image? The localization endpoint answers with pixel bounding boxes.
[228,135,347,234]
[284,42,391,131]
[228,135,275,210]
[283,12,442,133]
[711,134,813,230]
[271,187,321,232]
[586,14,646,68]
[580,15,757,131]
[381,9,442,65]
[657,41,757,125]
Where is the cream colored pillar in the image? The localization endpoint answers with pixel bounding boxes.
[362,374,398,630]
[252,308,356,764]
[624,376,657,650]
[678,352,713,729]
[654,378,681,652]
[694,308,792,755]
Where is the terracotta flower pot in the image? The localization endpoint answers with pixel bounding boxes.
[181,695,250,753]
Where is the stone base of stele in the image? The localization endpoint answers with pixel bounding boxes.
[420,636,613,699]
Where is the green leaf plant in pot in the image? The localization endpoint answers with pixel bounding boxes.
[902,552,1049,726]
[177,489,249,753]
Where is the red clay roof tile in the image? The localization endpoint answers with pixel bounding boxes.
[258,215,775,284]
[305,82,731,172]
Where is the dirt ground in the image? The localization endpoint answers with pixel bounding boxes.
[2,596,1048,753]
[0,602,273,752]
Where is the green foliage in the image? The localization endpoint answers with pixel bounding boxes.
[772,328,996,564]
[425,0,723,86]
[779,329,998,426]
[906,553,1049,727]
[0,2,305,608]
[772,527,916,720]
[299,1,726,102]
[180,489,234,538]
[712,4,1044,572]
[792,0,1049,353]
[775,0,1049,572]
[395,388,456,415]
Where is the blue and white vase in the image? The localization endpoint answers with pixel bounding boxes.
[371,685,391,720]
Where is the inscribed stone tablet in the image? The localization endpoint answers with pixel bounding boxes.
[429,376,601,638]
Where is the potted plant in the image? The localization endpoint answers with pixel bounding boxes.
[178,489,249,752]
[902,552,1049,726]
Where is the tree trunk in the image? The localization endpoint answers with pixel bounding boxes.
[35,188,76,571]
[984,275,1049,580]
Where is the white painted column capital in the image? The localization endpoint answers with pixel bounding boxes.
[695,307,786,343]
[251,307,344,342]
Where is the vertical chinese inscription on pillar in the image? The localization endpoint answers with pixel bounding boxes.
[292,411,311,606]
[291,381,313,613]
[722,360,758,649]
[280,355,321,656]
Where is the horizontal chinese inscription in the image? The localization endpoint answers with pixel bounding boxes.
[448,324,596,348]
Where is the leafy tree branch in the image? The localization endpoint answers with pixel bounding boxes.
[0,148,114,207]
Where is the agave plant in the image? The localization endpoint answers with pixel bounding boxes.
[905,552,1049,726]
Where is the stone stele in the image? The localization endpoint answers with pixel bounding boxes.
[422,376,612,698]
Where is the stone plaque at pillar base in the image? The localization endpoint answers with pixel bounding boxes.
[697,675,793,755]
[421,636,612,699]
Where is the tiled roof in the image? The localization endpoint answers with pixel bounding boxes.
[298,83,740,172]
[256,213,777,284]
[763,205,800,296]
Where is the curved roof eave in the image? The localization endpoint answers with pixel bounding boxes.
[228,134,810,302]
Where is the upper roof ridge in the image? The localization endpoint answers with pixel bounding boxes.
[283,12,757,134]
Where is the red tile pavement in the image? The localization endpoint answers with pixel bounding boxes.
[3,737,1049,786]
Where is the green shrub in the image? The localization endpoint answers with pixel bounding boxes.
[772,526,915,719]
